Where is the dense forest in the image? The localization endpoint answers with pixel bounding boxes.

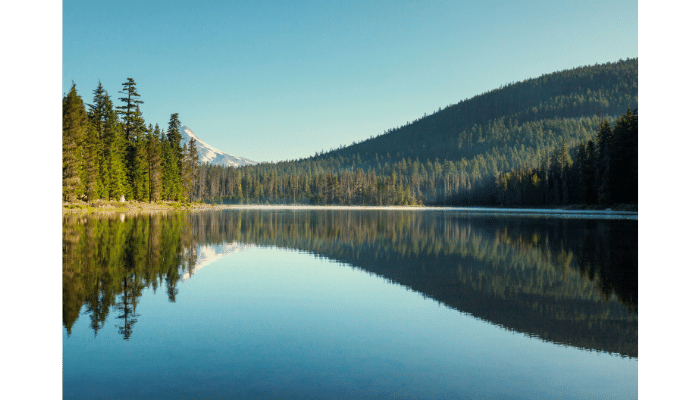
[62,79,199,203]
[63,59,637,207]
[63,210,637,356]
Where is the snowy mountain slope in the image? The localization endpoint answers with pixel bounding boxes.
[180,126,257,167]
[181,242,253,282]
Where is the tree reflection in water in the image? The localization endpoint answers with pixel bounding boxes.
[63,209,636,356]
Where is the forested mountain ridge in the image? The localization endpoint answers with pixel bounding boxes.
[192,59,637,206]
[313,58,637,167]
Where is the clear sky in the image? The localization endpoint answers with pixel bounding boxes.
[62,0,638,163]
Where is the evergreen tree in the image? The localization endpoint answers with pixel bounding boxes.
[582,140,597,204]
[167,113,183,150]
[88,81,127,200]
[88,82,109,140]
[160,131,177,200]
[63,84,87,202]
[87,81,110,196]
[82,122,103,201]
[569,143,587,204]
[146,124,163,202]
[182,138,200,201]
[553,140,573,204]
[105,122,128,201]
[167,113,184,200]
[116,79,147,200]
[131,118,149,201]
[116,78,144,143]
[595,120,613,204]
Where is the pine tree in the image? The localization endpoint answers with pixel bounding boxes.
[553,140,572,204]
[131,119,149,201]
[146,124,163,202]
[583,140,596,204]
[116,78,144,143]
[87,81,109,197]
[88,81,125,200]
[595,120,613,204]
[167,114,183,164]
[109,127,127,201]
[63,84,87,202]
[116,79,147,200]
[569,143,587,204]
[167,113,183,150]
[88,82,109,139]
[182,138,200,202]
[82,121,103,201]
[167,113,184,199]
[160,131,176,200]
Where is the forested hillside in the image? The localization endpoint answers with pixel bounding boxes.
[63,59,637,207]
[192,58,637,206]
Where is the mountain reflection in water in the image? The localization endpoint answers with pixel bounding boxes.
[63,209,637,357]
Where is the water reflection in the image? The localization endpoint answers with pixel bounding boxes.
[63,209,637,357]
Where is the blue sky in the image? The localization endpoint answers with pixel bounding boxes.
[62,0,638,163]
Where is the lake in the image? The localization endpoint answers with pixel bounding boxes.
[63,207,638,399]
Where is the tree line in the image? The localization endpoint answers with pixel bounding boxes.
[62,79,199,203]
[189,111,637,207]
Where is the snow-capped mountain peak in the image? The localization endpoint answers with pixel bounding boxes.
[180,126,257,167]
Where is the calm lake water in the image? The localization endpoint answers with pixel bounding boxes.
[63,208,637,399]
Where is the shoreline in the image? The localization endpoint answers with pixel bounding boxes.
[63,200,637,216]
[62,200,227,215]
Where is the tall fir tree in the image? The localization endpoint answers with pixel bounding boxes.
[116,79,147,200]
[131,118,150,201]
[167,113,183,150]
[63,84,87,202]
[182,138,200,202]
[87,81,109,196]
[160,131,177,201]
[569,143,587,204]
[116,78,144,143]
[82,121,103,201]
[105,122,128,201]
[88,82,109,139]
[595,119,613,204]
[582,140,597,204]
[146,124,163,202]
[167,113,184,199]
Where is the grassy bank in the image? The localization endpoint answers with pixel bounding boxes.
[62,199,225,215]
